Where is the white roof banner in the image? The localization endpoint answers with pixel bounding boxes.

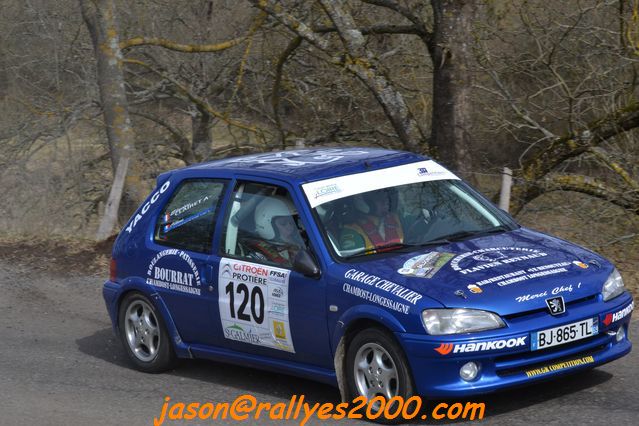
[301,160,459,208]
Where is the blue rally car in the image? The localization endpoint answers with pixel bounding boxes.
[104,148,633,406]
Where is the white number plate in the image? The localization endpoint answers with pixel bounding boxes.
[531,317,598,351]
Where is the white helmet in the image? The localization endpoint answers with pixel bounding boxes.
[254,196,295,240]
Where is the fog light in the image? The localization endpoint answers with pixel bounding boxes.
[460,362,480,381]
[616,326,626,342]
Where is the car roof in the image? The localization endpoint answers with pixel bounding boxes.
[166,147,428,185]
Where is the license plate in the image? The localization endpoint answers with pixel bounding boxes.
[531,317,598,351]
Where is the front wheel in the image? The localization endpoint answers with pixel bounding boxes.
[118,292,176,373]
[345,328,415,423]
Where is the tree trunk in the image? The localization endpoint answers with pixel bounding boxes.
[80,0,138,240]
[429,0,476,180]
[191,105,213,162]
[318,0,425,152]
[252,0,426,152]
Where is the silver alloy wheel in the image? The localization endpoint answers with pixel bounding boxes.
[354,342,399,405]
[124,299,160,362]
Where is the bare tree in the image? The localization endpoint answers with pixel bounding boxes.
[80,0,139,240]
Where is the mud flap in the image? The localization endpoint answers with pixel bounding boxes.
[334,336,347,402]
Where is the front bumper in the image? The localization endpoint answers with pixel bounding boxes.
[398,293,633,397]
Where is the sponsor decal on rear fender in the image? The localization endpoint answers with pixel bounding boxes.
[434,336,528,355]
[146,249,201,295]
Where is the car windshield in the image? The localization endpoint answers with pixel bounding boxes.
[310,177,513,259]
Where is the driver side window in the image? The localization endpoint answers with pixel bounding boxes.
[220,182,309,268]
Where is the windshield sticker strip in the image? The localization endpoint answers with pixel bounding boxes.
[302,160,459,208]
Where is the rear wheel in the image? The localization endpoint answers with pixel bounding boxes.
[118,292,176,373]
[346,328,415,423]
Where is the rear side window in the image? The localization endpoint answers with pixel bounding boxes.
[154,179,227,253]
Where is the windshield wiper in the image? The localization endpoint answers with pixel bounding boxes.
[438,225,512,242]
[399,225,511,250]
[348,242,413,258]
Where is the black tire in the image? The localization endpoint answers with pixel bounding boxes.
[118,292,176,373]
[345,327,415,424]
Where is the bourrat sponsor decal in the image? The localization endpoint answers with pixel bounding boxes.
[146,249,201,295]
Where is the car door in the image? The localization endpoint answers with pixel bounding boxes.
[214,178,333,368]
[147,178,230,347]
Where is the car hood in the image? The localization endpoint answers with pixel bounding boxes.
[338,227,612,316]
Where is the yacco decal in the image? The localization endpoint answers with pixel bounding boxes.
[146,249,201,296]
[602,302,634,326]
[434,336,527,355]
[302,160,459,208]
[125,180,171,233]
[344,269,422,305]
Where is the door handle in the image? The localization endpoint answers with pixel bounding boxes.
[204,264,215,286]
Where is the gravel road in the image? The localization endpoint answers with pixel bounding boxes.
[0,259,636,426]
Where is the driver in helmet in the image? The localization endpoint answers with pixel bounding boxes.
[245,196,305,266]
[339,187,404,254]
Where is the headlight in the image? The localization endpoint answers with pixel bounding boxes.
[602,269,625,301]
[421,308,505,335]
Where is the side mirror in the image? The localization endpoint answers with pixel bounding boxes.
[293,249,320,278]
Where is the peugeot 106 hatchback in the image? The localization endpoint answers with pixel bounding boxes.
[103,148,633,417]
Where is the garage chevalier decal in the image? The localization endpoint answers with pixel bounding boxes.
[342,283,410,314]
[344,269,422,305]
